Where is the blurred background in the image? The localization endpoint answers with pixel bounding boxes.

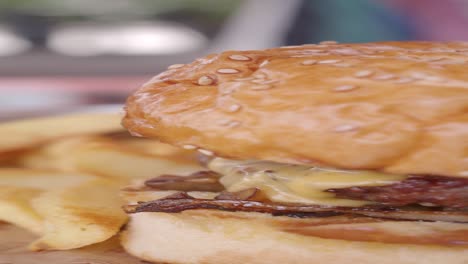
[1,0,468,120]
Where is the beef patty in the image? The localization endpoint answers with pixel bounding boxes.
[327,176,468,209]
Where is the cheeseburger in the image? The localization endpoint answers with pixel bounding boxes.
[121,42,468,264]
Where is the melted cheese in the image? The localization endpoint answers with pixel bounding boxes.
[208,158,407,206]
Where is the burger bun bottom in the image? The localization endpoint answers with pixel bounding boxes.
[121,210,468,264]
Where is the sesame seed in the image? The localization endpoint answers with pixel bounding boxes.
[447,58,466,64]
[198,149,214,156]
[430,64,445,70]
[354,70,374,78]
[228,104,241,112]
[168,64,184,69]
[410,72,425,79]
[398,55,413,61]
[373,74,395,80]
[226,121,241,128]
[217,119,240,127]
[333,85,358,92]
[129,131,143,137]
[460,171,468,177]
[425,76,444,82]
[251,79,278,85]
[259,60,269,67]
[334,124,358,133]
[430,48,456,53]
[220,91,233,95]
[318,59,341,64]
[307,49,325,53]
[217,68,239,74]
[411,72,442,82]
[394,77,415,84]
[234,77,255,81]
[333,48,360,55]
[143,76,162,86]
[362,50,377,55]
[253,72,267,79]
[301,60,317,65]
[320,40,338,45]
[197,76,214,85]
[250,85,272,90]
[220,86,237,95]
[229,54,250,61]
[182,144,197,150]
[424,57,444,62]
[334,63,352,67]
[368,45,395,51]
[217,119,231,125]
[279,45,302,49]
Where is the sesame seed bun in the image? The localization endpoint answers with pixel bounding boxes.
[123,41,468,177]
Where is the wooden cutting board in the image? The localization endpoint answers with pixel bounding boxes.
[0,222,146,264]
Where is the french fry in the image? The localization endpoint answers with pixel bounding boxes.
[17,136,112,172]
[29,179,127,250]
[0,223,143,264]
[0,186,43,235]
[0,113,124,154]
[17,136,202,181]
[72,142,203,180]
[0,169,98,238]
[0,168,96,190]
[0,113,203,252]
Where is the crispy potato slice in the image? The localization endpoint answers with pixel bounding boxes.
[73,142,203,180]
[17,136,201,181]
[17,136,112,171]
[1,223,143,264]
[0,186,43,235]
[0,169,99,236]
[0,168,96,190]
[0,113,124,153]
[29,179,127,250]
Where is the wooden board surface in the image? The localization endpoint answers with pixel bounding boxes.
[0,223,145,264]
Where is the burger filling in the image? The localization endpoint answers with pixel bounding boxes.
[123,157,468,246]
[208,158,467,209]
[125,158,467,221]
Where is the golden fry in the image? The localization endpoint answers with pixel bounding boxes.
[29,179,127,250]
[0,113,124,153]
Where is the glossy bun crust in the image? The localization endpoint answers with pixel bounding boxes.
[123,42,468,177]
